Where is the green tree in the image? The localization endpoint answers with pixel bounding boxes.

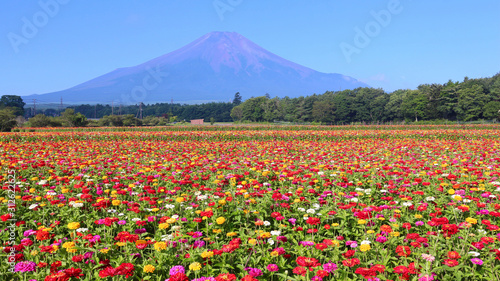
[61,108,88,127]
[0,95,26,116]
[0,108,17,132]
[312,100,334,123]
[456,85,488,121]
[230,105,243,121]
[233,92,242,106]
[401,90,428,121]
[483,101,500,120]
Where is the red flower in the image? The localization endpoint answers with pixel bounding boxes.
[443,259,459,267]
[315,243,327,251]
[292,266,307,276]
[64,267,84,279]
[395,245,411,257]
[296,256,320,270]
[241,275,258,281]
[342,258,361,267]
[306,217,320,225]
[342,250,356,258]
[216,273,237,281]
[447,251,461,259]
[170,273,189,281]
[316,269,329,278]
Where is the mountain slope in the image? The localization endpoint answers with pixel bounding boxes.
[25,32,368,104]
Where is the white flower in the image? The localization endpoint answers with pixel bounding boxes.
[312,203,320,209]
[463,199,471,203]
[38,180,47,185]
[132,218,141,222]
[76,228,88,233]
[107,209,116,213]
[47,191,57,196]
[364,189,372,194]
[468,251,480,257]
[306,209,316,214]
[172,226,181,231]
[351,198,359,202]
[118,213,125,216]
[478,229,486,234]
[165,204,175,209]
[185,207,193,210]
[267,238,275,245]
[28,204,38,209]
[72,202,83,208]
[380,189,388,193]
[361,240,371,245]
[172,215,179,219]
[297,208,305,212]
[426,197,435,201]
[270,230,281,236]
[402,202,413,207]
[263,221,271,226]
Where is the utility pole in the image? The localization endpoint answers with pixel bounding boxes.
[139,103,143,119]
[32,99,37,116]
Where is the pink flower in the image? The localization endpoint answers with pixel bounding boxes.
[471,258,483,265]
[267,264,279,272]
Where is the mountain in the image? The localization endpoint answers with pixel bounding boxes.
[24,32,368,104]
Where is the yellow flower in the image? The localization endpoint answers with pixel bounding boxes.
[201,251,214,259]
[226,232,237,237]
[159,223,170,229]
[358,220,366,225]
[448,189,455,195]
[62,242,75,249]
[360,244,371,252]
[67,222,80,230]
[116,242,126,247]
[154,242,167,251]
[331,240,340,247]
[260,232,271,239]
[112,200,121,206]
[415,214,423,219]
[30,250,38,256]
[218,199,226,206]
[166,218,176,224]
[248,239,257,245]
[143,265,155,273]
[390,231,400,237]
[366,230,375,234]
[270,251,279,257]
[176,197,185,203]
[331,223,340,227]
[466,217,477,224]
[216,217,226,225]
[100,248,109,254]
[189,262,202,271]
[213,229,222,234]
[453,195,462,201]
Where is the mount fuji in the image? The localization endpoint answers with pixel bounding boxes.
[24,32,368,104]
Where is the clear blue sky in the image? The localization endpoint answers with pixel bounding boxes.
[1,0,499,97]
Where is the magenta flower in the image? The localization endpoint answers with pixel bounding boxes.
[471,258,483,265]
[14,261,36,273]
[323,262,338,272]
[267,264,279,272]
[169,265,185,276]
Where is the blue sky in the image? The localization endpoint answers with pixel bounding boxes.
[1,0,499,97]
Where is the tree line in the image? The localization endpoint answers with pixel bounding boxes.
[231,73,500,123]
[1,74,499,131]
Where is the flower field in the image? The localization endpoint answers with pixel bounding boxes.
[2,126,500,281]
